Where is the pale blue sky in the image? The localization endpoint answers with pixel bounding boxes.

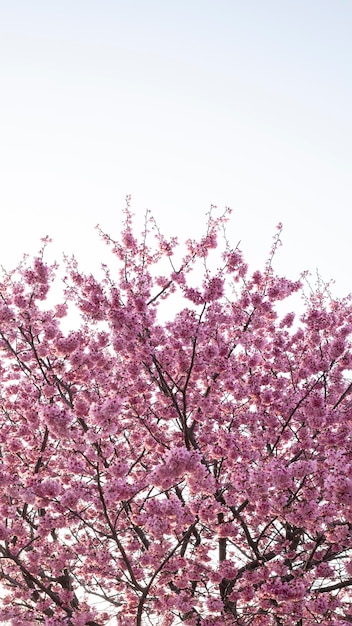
[0,1,351,295]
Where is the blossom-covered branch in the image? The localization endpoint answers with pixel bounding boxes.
[0,204,352,624]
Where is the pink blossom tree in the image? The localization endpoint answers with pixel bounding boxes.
[1,203,352,625]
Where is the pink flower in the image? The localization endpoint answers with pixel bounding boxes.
[36,479,62,498]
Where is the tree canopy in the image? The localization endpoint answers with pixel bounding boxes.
[1,204,352,625]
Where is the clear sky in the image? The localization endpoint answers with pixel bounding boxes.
[0,1,351,296]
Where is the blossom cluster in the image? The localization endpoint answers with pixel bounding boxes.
[0,206,352,625]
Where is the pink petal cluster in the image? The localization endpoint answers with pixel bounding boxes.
[0,205,352,624]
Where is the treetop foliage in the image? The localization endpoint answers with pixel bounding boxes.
[1,200,352,625]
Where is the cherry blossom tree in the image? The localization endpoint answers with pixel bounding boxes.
[1,202,352,625]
